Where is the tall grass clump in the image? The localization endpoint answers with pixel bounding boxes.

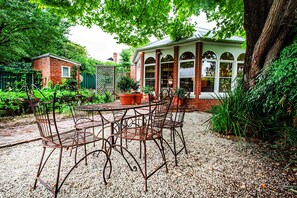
[209,84,251,139]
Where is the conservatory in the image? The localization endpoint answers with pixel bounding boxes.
[131,27,245,111]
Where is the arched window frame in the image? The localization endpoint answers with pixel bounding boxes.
[144,57,156,88]
[179,51,195,93]
[236,53,245,78]
[160,54,174,91]
[201,51,217,93]
[218,52,235,92]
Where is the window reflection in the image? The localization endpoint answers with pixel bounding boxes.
[144,57,155,88]
[179,52,195,92]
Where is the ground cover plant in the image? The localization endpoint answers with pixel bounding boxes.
[0,87,113,116]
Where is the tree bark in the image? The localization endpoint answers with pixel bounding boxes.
[243,0,297,88]
[243,0,272,88]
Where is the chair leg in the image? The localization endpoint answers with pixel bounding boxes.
[84,144,88,165]
[54,148,63,198]
[180,127,188,154]
[160,138,168,173]
[143,141,148,192]
[172,128,178,166]
[34,147,46,189]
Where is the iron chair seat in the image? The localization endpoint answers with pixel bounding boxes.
[40,129,101,148]
[116,126,162,141]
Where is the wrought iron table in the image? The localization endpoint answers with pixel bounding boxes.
[76,101,152,144]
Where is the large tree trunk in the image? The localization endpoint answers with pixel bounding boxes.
[243,0,297,89]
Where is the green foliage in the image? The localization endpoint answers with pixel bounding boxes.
[141,86,154,94]
[0,62,42,91]
[209,84,250,139]
[166,17,195,41]
[174,0,245,38]
[119,48,132,68]
[0,0,70,64]
[117,76,135,93]
[0,90,27,115]
[0,87,108,116]
[174,88,187,97]
[31,0,245,46]
[210,37,297,146]
[248,36,297,145]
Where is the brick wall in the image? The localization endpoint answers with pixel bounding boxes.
[188,98,219,111]
[32,57,50,87]
[50,57,77,85]
[130,65,136,81]
[33,56,80,87]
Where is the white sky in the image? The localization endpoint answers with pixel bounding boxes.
[68,13,215,62]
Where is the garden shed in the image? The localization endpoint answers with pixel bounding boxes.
[132,27,246,111]
[32,53,81,87]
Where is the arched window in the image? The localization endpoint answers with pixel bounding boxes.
[145,57,155,64]
[220,52,234,60]
[180,52,195,60]
[201,51,217,92]
[219,52,234,92]
[161,54,174,62]
[237,53,245,77]
[160,54,174,89]
[237,53,245,61]
[144,57,155,88]
[179,52,195,92]
[202,51,217,59]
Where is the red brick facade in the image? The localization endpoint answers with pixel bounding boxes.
[130,65,137,81]
[32,54,81,87]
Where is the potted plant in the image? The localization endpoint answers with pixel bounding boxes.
[131,81,143,105]
[141,86,154,100]
[173,87,187,106]
[117,76,135,105]
[117,76,144,105]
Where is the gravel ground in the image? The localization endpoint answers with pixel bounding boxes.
[0,111,294,197]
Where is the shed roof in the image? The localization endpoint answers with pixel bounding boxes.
[32,53,81,66]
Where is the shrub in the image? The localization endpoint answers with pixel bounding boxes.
[210,35,297,147]
[209,84,250,140]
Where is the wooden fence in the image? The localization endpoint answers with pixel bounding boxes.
[0,70,41,90]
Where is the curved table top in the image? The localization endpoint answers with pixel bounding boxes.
[76,100,153,111]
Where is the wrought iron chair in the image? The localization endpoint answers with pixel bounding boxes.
[110,93,172,191]
[162,89,190,166]
[27,90,111,197]
[62,94,106,164]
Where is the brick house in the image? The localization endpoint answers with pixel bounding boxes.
[132,27,245,111]
[32,53,81,87]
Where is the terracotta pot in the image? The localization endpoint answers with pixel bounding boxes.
[173,96,183,106]
[134,93,143,105]
[118,94,134,105]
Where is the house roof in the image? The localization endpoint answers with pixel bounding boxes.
[32,53,81,66]
[132,27,245,63]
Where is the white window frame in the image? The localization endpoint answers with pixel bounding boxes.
[159,59,174,92]
[218,60,234,93]
[201,59,217,94]
[61,66,70,78]
[200,52,238,99]
[178,58,195,95]
[144,63,155,87]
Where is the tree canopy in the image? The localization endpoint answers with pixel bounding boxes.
[0,0,70,64]
[23,0,297,86]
